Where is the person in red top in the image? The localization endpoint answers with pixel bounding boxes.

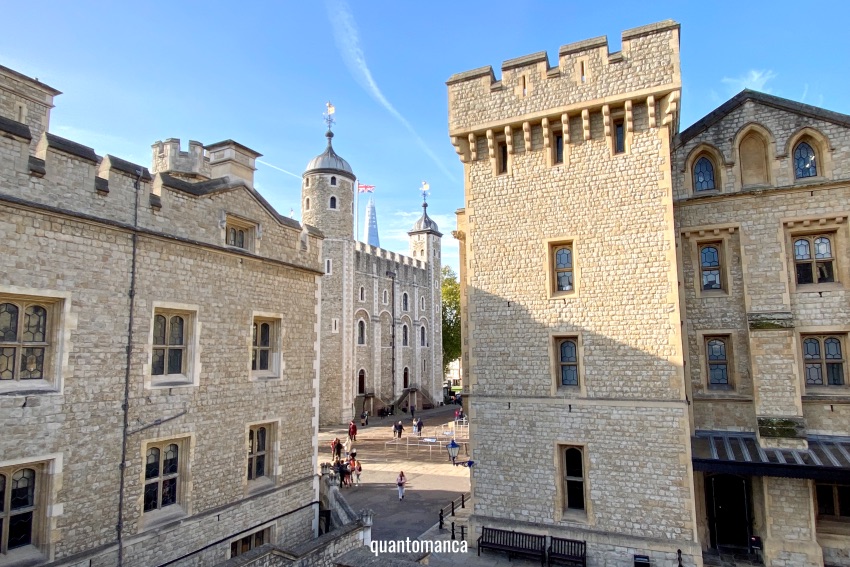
[348,420,357,441]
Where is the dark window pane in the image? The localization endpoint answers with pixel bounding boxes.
[145,448,160,479]
[10,469,35,509]
[22,306,47,342]
[702,269,721,290]
[251,348,257,371]
[817,261,835,283]
[228,228,236,246]
[255,529,266,546]
[241,535,251,553]
[700,246,720,268]
[257,428,266,452]
[8,511,33,549]
[236,230,245,248]
[615,122,625,153]
[817,484,835,516]
[0,474,5,512]
[565,448,583,477]
[794,142,817,178]
[561,365,578,386]
[796,263,814,285]
[825,338,842,359]
[499,144,507,173]
[838,485,850,517]
[20,347,44,379]
[804,338,822,359]
[0,347,16,380]
[252,323,257,347]
[827,363,844,386]
[694,157,716,191]
[163,445,179,474]
[806,363,824,385]
[167,349,183,375]
[153,315,167,346]
[560,340,577,363]
[566,480,585,510]
[231,542,238,557]
[169,317,184,346]
[248,459,254,480]
[557,272,573,292]
[255,455,266,478]
[152,349,165,376]
[258,350,269,371]
[709,364,729,385]
[555,134,564,164]
[161,478,177,507]
[0,303,19,341]
[143,483,159,511]
[260,323,270,347]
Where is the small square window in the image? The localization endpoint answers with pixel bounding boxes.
[816,483,850,520]
[224,215,257,251]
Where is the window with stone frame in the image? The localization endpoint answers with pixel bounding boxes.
[553,131,564,165]
[794,141,818,179]
[402,293,409,311]
[549,242,575,294]
[802,334,847,388]
[794,234,836,285]
[497,141,508,175]
[420,326,426,347]
[247,424,273,483]
[143,441,183,514]
[402,325,409,347]
[816,483,850,520]
[699,243,725,291]
[705,336,732,390]
[252,318,280,378]
[357,320,366,346]
[329,196,337,209]
[0,463,43,556]
[383,290,388,305]
[560,446,586,513]
[693,156,717,191]
[330,176,337,186]
[614,119,625,154]
[151,310,194,385]
[225,216,256,251]
[420,296,425,310]
[359,287,365,302]
[0,297,58,387]
[557,338,579,387]
[229,526,272,558]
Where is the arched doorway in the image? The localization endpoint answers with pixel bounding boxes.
[706,474,751,549]
[403,367,409,389]
[358,369,365,395]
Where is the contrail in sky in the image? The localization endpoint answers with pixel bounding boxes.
[326,0,458,183]
[257,159,302,179]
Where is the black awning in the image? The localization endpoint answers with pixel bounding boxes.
[692,431,850,482]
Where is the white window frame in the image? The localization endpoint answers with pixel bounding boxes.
[140,435,192,529]
[147,302,200,389]
[250,313,283,380]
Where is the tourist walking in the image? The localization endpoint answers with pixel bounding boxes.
[395,420,405,439]
[353,459,362,486]
[348,420,357,441]
[343,436,352,458]
[331,437,342,460]
[396,471,407,500]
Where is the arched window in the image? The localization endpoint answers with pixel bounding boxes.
[740,132,769,186]
[794,141,818,179]
[383,290,388,304]
[305,198,311,211]
[563,447,585,511]
[0,467,37,549]
[699,244,723,291]
[152,314,186,375]
[359,287,365,301]
[329,196,337,209]
[305,178,310,187]
[228,227,245,248]
[693,156,716,191]
[402,325,409,346]
[420,297,425,310]
[330,176,337,186]
[402,293,409,311]
[706,337,729,388]
[795,235,835,284]
[357,320,366,345]
[420,326,426,346]
[553,245,573,292]
[403,367,409,389]
[559,338,578,386]
[358,369,366,394]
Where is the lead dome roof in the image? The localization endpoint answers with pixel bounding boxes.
[304,131,354,178]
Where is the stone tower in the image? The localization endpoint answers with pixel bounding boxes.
[302,127,356,424]
[449,21,700,565]
[408,197,443,394]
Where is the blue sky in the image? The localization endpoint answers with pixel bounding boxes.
[3,1,848,274]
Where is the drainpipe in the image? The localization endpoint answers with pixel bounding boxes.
[116,169,143,566]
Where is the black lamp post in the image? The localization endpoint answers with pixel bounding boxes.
[386,270,397,401]
[446,439,460,465]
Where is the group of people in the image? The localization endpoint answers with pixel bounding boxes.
[329,420,363,488]
[391,417,425,439]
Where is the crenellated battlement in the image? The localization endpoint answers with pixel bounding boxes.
[354,240,423,270]
[151,138,211,181]
[446,20,681,146]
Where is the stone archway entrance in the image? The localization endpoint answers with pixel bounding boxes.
[706,474,751,550]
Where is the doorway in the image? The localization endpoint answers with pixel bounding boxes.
[706,474,751,549]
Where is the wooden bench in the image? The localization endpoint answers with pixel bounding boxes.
[547,536,586,567]
[477,526,546,565]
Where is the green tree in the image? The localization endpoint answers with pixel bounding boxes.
[441,265,462,373]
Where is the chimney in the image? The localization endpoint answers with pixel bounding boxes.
[205,140,262,188]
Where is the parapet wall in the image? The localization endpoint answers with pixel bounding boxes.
[447,20,680,138]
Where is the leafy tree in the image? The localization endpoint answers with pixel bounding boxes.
[441,265,461,373]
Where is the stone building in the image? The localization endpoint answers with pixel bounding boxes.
[449,20,850,567]
[0,64,334,566]
[301,129,443,426]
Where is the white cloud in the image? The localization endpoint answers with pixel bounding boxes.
[325,0,457,183]
[721,70,777,94]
